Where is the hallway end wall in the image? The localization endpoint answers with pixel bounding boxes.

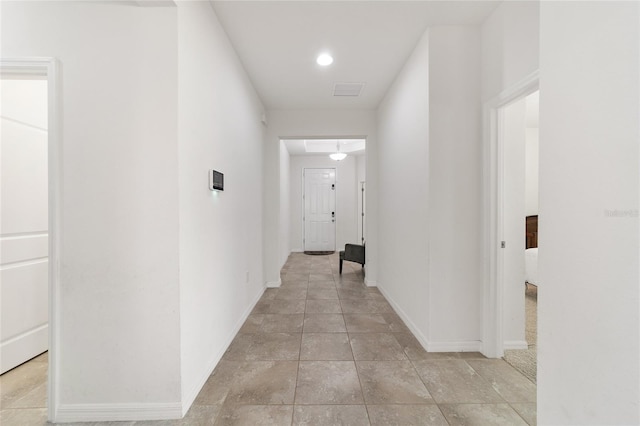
[263,110,378,286]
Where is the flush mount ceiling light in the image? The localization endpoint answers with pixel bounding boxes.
[329,141,347,161]
[316,53,333,66]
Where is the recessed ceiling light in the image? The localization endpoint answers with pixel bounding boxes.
[317,53,333,66]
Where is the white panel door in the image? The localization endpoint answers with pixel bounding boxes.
[304,168,336,252]
[1,78,49,374]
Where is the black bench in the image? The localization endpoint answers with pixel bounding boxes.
[339,244,365,274]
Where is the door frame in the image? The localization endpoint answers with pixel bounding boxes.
[302,167,337,252]
[1,57,61,421]
[482,71,538,358]
[359,181,365,245]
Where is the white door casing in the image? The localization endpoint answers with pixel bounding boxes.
[0,57,61,422]
[0,77,49,374]
[303,168,336,252]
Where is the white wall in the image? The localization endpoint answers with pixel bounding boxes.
[263,109,378,286]
[525,128,539,216]
[2,2,269,419]
[377,30,431,345]
[378,26,483,352]
[279,141,291,266]
[356,154,366,184]
[427,26,482,349]
[538,2,639,424]
[289,155,358,252]
[481,1,539,102]
[177,1,265,412]
[1,2,182,420]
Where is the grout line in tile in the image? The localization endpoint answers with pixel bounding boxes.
[507,401,536,426]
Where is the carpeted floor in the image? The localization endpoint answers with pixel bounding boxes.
[504,284,537,383]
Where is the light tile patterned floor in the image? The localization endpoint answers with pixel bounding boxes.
[0,252,536,425]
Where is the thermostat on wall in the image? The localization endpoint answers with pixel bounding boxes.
[209,170,224,191]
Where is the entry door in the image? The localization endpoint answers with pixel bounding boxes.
[1,78,49,374]
[304,168,336,252]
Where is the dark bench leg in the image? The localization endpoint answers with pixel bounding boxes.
[339,258,343,274]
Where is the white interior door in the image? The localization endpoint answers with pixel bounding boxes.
[1,78,49,374]
[304,168,336,252]
[501,97,527,347]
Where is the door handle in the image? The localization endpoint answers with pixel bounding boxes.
[331,212,335,217]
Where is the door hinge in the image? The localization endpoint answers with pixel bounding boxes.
[361,213,365,217]
[501,241,506,248]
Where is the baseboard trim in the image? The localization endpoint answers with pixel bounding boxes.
[426,340,483,353]
[503,340,529,350]
[266,279,281,288]
[363,278,377,287]
[377,284,430,351]
[378,284,483,353]
[1,323,48,374]
[181,287,264,415]
[55,402,183,422]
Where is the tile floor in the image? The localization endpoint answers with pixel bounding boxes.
[0,252,536,425]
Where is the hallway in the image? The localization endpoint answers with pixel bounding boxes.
[1,253,536,425]
[208,252,537,424]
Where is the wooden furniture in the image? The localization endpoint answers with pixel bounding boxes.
[525,215,538,249]
[339,244,365,274]
[525,215,539,286]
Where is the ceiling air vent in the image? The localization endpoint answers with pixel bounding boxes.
[333,82,365,97]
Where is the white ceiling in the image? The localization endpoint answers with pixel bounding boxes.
[210,1,501,110]
[283,139,366,156]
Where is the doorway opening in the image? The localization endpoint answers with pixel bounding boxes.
[482,72,538,363]
[500,90,539,383]
[280,138,366,259]
[0,58,60,422]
